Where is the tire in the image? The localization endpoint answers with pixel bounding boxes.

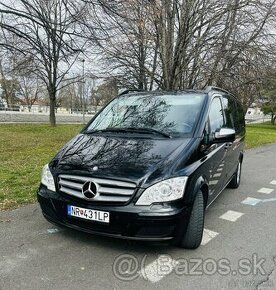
[179,190,204,249]
[228,160,242,189]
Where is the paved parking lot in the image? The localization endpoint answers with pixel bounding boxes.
[1,143,276,290]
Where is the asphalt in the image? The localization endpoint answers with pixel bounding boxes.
[1,143,276,290]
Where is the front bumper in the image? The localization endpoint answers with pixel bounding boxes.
[37,185,191,242]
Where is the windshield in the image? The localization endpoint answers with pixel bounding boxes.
[85,93,206,137]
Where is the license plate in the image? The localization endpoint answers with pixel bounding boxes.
[67,205,110,223]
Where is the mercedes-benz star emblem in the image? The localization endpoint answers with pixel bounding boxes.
[82,181,97,199]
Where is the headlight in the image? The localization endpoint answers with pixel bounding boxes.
[135,177,188,206]
[41,164,56,191]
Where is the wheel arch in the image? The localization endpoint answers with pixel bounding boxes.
[200,183,209,209]
[190,175,209,209]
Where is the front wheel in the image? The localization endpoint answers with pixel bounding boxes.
[179,190,205,249]
[228,160,242,189]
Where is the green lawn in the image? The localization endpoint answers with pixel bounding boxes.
[0,124,83,210]
[0,122,275,210]
[246,122,276,149]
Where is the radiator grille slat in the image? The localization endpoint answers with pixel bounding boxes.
[98,186,133,196]
[58,175,136,203]
[59,180,83,190]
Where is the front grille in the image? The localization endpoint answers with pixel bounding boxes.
[58,174,136,203]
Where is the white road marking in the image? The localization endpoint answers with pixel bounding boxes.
[42,178,276,286]
[219,210,244,222]
[217,168,223,172]
[213,173,222,178]
[241,197,262,206]
[257,187,274,194]
[201,229,219,246]
[209,180,219,185]
[140,255,178,283]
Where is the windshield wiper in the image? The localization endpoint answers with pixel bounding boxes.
[84,128,128,134]
[122,127,172,138]
[85,127,172,138]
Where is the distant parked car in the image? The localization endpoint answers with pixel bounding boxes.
[13,105,20,111]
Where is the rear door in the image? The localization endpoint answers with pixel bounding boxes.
[206,96,228,202]
[221,95,245,182]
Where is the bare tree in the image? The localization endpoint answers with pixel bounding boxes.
[0,45,20,106]
[17,75,42,111]
[92,0,276,108]
[0,0,91,125]
[91,78,118,106]
[87,0,159,90]
[0,61,19,107]
[1,0,275,118]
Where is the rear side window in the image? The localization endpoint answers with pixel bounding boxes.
[209,97,224,133]
[222,95,236,129]
[236,102,245,133]
[222,95,245,133]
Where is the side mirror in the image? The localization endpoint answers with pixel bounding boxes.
[214,128,235,143]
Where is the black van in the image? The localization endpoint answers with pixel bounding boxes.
[37,87,245,249]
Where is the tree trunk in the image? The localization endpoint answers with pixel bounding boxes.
[47,82,57,126]
[48,86,56,126]
[49,98,56,126]
[272,114,275,125]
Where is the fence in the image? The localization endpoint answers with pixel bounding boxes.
[245,114,271,124]
[0,110,94,124]
[0,106,272,125]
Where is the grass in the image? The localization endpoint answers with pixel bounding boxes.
[246,122,276,149]
[0,122,275,210]
[0,123,83,210]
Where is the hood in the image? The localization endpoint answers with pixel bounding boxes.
[51,134,192,185]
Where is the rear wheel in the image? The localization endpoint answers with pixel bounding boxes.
[228,160,242,189]
[179,190,204,249]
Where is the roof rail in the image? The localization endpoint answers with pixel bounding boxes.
[118,89,146,96]
[204,86,232,95]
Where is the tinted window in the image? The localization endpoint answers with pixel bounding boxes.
[209,97,224,133]
[222,95,236,129]
[86,93,206,137]
[236,102,245,133]
[222,95,245,133]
